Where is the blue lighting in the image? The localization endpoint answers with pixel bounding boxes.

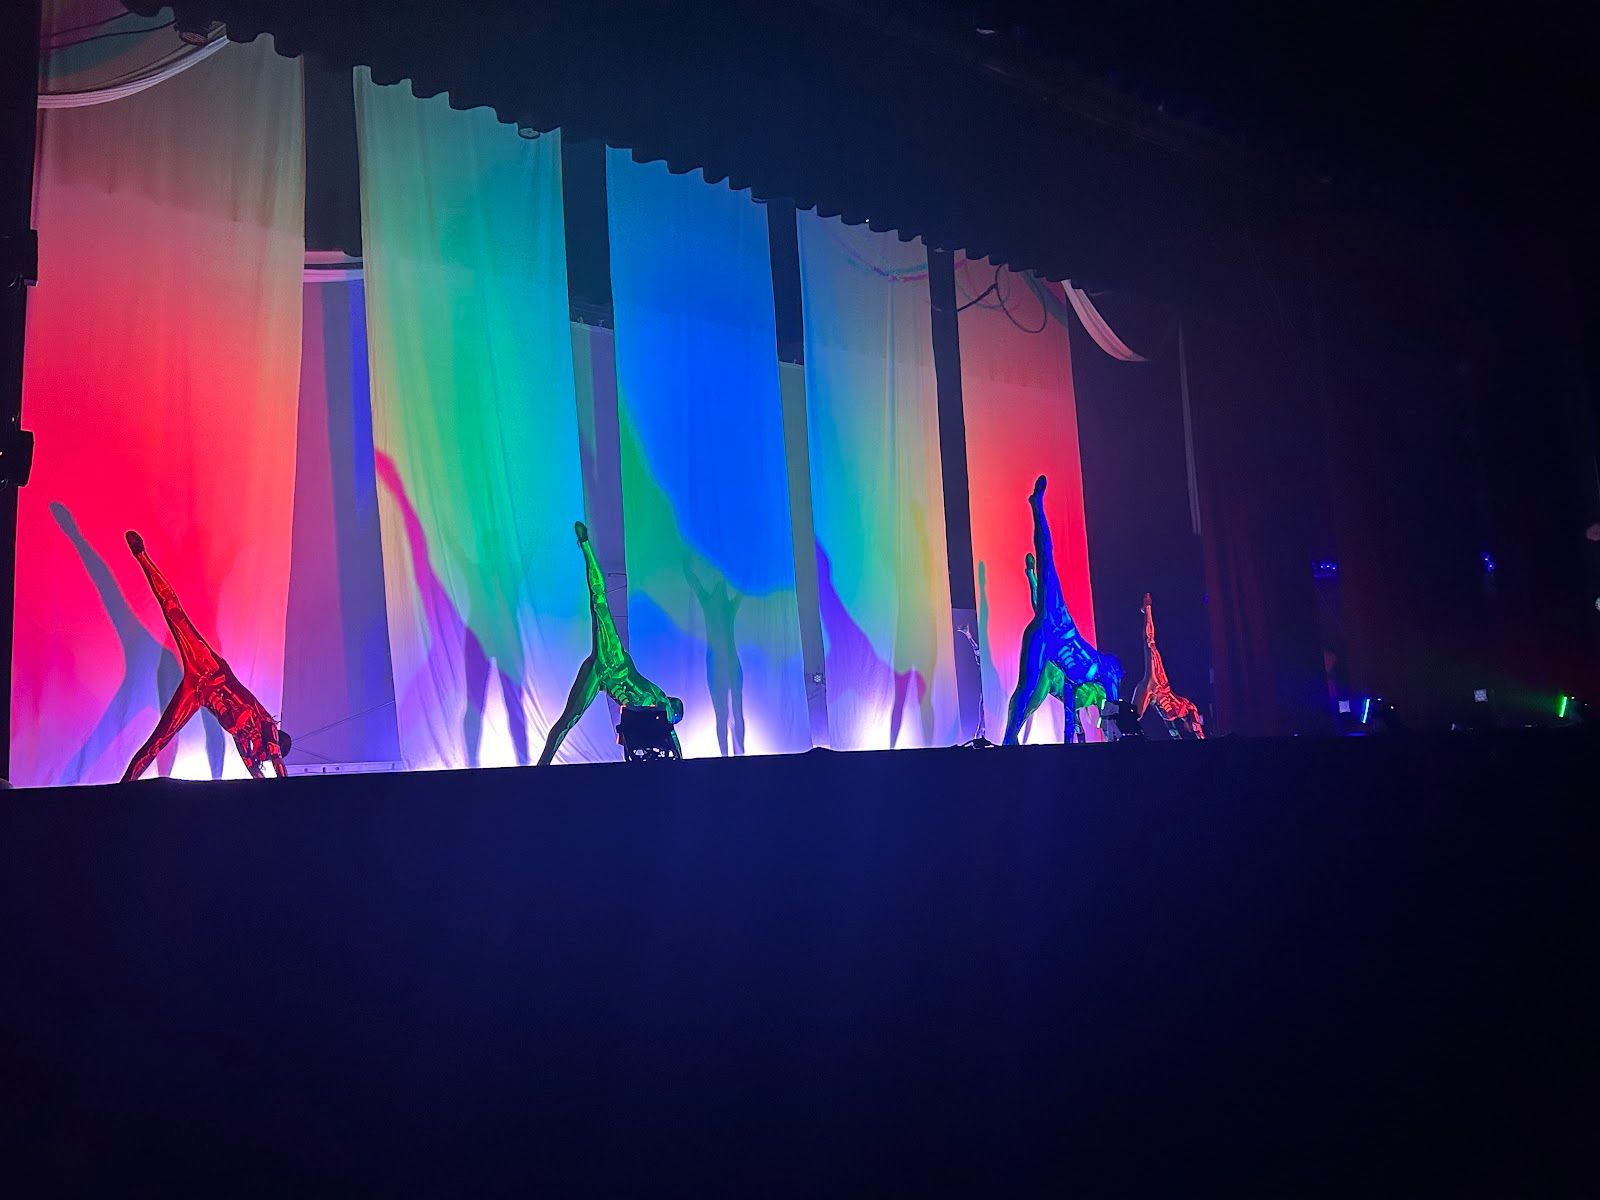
[1359,697,1372,725]
[1480,551,1496,574]
[1313,558,1339,580]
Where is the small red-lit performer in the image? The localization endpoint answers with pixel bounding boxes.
[119,532,292,781]
[1131,592,1204,738]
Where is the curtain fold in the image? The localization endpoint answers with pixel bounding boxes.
[956,255,1096,743]
[796,215,959,750]
[1065,283,1148,362]
[355,76,606,768]
[14,36,305,785]
[605,156,809,757]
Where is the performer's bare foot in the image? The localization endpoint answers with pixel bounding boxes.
[125,530,145,555]
[1141,592,1152,612]
[1026,552,1036,570]
[1032,475,1047,500]
[574,521,589,544]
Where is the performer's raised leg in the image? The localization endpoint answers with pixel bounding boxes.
[1132,593,1159,719]
[122,680,201,782]
[125,531,220,678]
[577,522,626,668]
[1029,476,1070,628]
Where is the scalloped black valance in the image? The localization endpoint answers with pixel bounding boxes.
[123,0,1224,287]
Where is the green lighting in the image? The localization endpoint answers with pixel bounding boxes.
[1557,694,1570,720]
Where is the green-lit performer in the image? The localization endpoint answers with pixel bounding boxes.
[537,521,685,765]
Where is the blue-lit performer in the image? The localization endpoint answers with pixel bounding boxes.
[1002,475,1123,745]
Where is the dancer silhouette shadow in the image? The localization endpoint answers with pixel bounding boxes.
[975,560,1006,741]
[815,543,930,748]
[889,506,936,748]
[50,502,225,783]
[684,558,745,756]
[374,452,529,768]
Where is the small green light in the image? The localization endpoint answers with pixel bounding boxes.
[1557,694,1570,720]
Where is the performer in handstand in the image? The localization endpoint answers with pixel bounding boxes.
[1132,592,1205,738]
[120,532,291,781]
[1003,475,1122,745]
[538,522,685,765]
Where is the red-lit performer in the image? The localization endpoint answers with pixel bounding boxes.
[1131,592,1204,738]
[119,532,292,781]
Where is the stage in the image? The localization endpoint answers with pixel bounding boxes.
[2,730,1593,1193]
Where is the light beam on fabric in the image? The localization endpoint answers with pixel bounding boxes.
[956,254,1097,744]
[355,76,608,768]
[283,274,401,768]
[14,37,304,786]
[796,215,959,750]
[605,155,809,758]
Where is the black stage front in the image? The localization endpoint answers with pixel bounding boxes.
[3,733,1593,1194]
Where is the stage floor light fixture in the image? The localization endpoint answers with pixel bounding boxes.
[616,705,681,763]
[1106,699,1143,739]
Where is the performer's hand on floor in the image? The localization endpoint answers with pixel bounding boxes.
[125,530,145,555]
[574,521,588,544]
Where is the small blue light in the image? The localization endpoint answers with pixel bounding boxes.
[1359,697,1372,725]
[1480,551,1496,574]
[1313,558,1339,580]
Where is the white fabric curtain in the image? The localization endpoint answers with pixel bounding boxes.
[15,36,305,785]
[795,215,960,751]
[605,156,811,758]
[355,74,607,769]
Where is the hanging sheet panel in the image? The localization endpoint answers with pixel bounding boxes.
[956,254,1097,744]
[605,155,809,758]
[282,275,401,769]
[795,215,959,751]
[14,36,304,786]
[355,76,608,768]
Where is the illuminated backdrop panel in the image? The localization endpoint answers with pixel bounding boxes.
[956,254,1097,744]
[605,155,810,758]
[356,76,609,768]
[795,215,960,750]
[14,38,305,786]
